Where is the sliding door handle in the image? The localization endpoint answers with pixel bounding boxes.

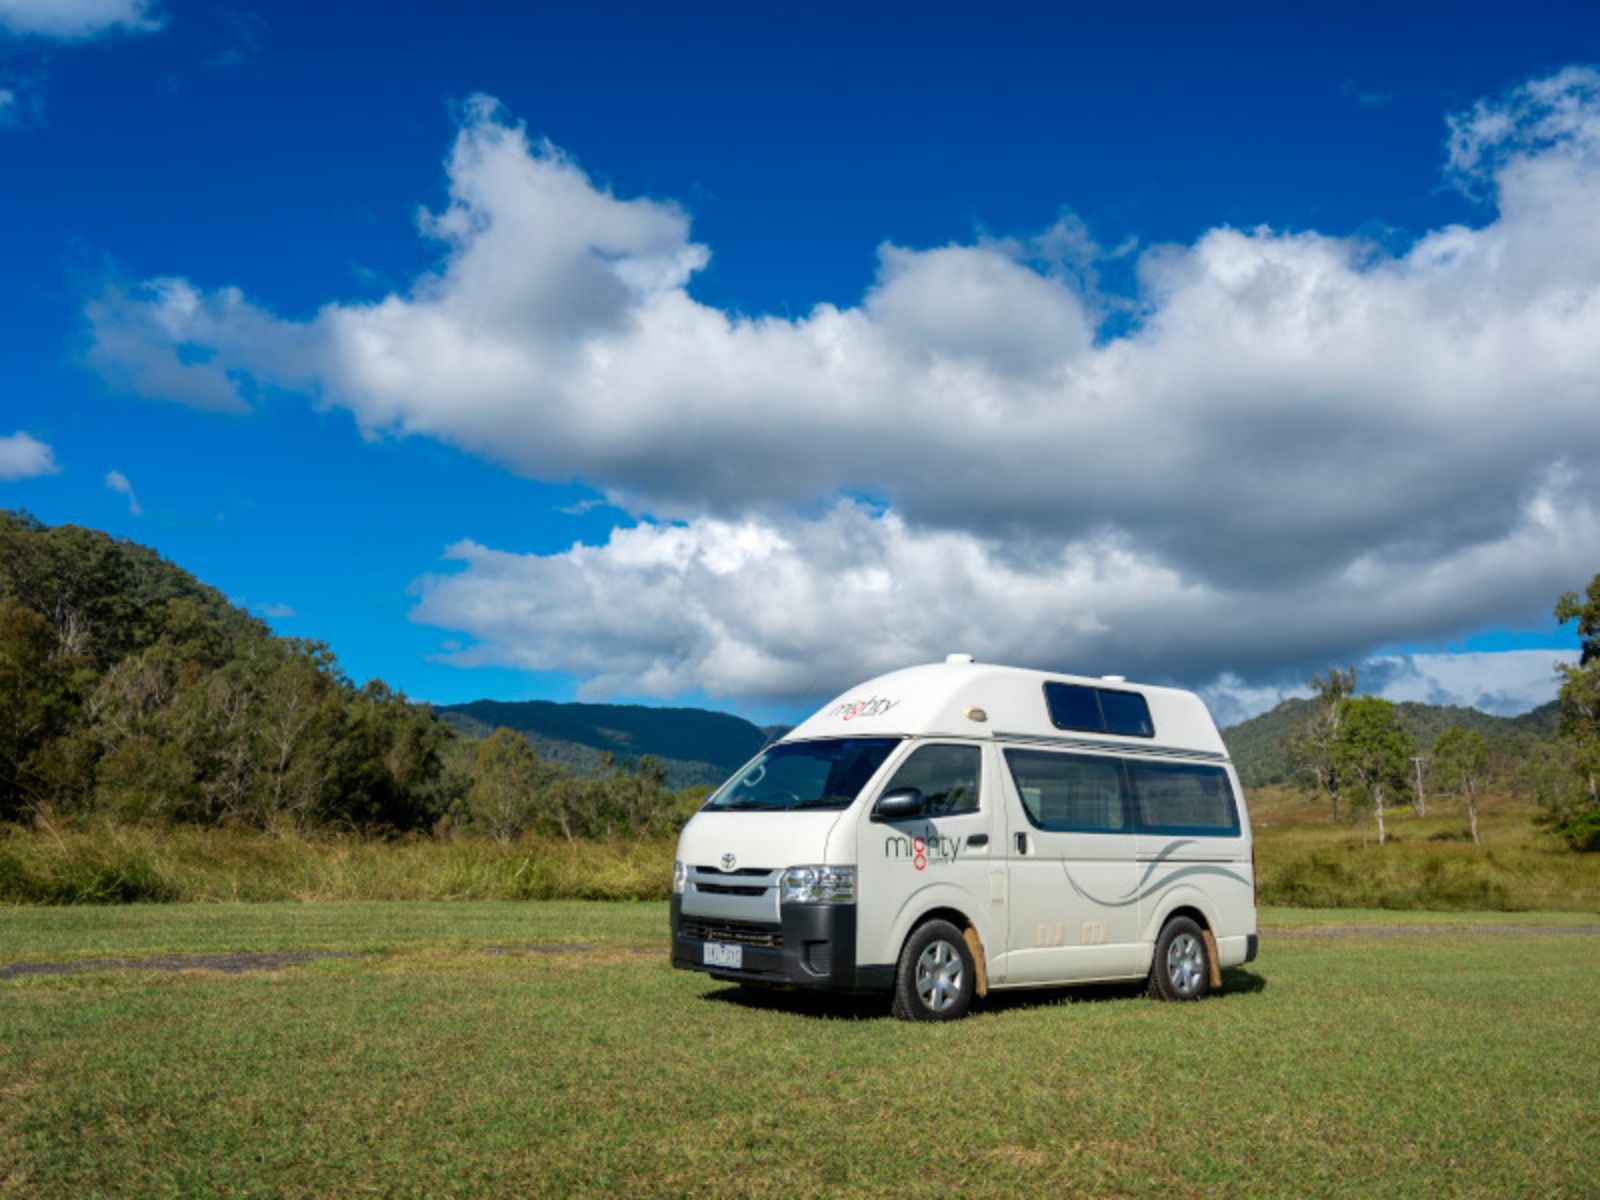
[967,834,989,848]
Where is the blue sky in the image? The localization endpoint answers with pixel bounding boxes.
[3,0,1597,724]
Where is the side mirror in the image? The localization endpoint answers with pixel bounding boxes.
[872,787,924,822]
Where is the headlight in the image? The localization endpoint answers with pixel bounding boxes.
[672,859,687,895]
[779,864,854,904]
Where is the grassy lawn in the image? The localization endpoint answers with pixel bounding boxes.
[1258,905,1600,928]
[3,902,1597,1198]
[0,899,663,962]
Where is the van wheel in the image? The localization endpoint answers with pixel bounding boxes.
[891,920,976,1021]
[1148,916,1211,1002]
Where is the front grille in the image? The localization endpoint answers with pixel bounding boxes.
[694,883,767,897]
[692,865,770,877]
[680,918,784,948]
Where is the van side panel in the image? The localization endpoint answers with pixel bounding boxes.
[994,747,1147,984]
[988,745,1255,990]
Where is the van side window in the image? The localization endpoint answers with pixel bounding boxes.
[1043,683,1154,738]
[1003,749,1128,833]
[1127,761,1240,836]
[882,744,981,816]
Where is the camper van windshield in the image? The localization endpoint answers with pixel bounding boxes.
[704,738,902,812]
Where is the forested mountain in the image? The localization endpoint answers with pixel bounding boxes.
[0,510,456,829]
[1223,695,1561,786]
[437,700,773,788]
[0,511,689,838]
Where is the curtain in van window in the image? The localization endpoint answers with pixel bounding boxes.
[1127,761,1239,836]
[1003,750,1128,832]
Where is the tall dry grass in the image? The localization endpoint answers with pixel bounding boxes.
[4,795,1597,910]
[1251,788,1600,911]
[0,824,674,905]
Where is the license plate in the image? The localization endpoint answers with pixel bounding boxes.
[703,942,743,970]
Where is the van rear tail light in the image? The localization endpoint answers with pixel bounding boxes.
[1250,843,1257,906]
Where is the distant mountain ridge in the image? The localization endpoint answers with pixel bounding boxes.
[436,699,779,789]
[440,691,1561,794]
[1221,696,1561,787]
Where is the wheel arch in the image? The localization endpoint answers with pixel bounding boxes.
[1141,886,1220,945]
[887,890,990,992]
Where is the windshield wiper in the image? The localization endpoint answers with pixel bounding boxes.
[707,799,771,811]
[789,796,849,809]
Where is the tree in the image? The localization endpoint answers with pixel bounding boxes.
[251,640,345,830]
[1511,731,1577,807]
[544,774,604,844]
[0,597,75,819]
[1286,667,1357,820]
[0,509,462,835]
[1332,695,1414,846]
[1553,575,1600,849]
[464,729,551,843]
[1432,726,1489,845]
[333,683,459,833]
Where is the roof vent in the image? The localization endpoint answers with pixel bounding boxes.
[945,653,975,664]
[1101,674,1126,682]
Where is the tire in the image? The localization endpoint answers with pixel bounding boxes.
[891,919,977,1021]
[1147,916,1212,1002]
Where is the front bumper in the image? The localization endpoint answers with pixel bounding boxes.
[670,896,889,991]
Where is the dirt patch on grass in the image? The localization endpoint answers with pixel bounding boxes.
[0,950,355,981]
[1269,924,1600,939]
[482,943,659,958]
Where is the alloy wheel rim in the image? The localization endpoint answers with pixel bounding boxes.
[1167,932,1203,995]
[916,940,964,1011]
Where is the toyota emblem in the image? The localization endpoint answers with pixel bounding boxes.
[720,852,737,871]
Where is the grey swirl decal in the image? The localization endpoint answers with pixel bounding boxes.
[1133,839,1199,891]
[1064,858,1250,909]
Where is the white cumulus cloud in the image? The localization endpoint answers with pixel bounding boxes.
[0,430,58,480]
[1366,649,1576,716]
[87,71,1600,706]
[0,0,161,40]
[104,468,141,515]
[412,489,1596,708]
[1200,648,1575,727]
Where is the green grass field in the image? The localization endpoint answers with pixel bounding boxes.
[3,902,1597,1198]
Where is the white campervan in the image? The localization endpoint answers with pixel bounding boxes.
[670,658,1258,1020]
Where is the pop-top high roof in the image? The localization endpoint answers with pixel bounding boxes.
[782,661,1228,758]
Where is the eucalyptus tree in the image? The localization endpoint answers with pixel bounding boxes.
[1286,667,1357,820]
[1554,575,1600,849]
[1432,726,1489,845]
[1332,695,1414,846]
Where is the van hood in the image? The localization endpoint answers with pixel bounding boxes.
[676,809,852,871]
